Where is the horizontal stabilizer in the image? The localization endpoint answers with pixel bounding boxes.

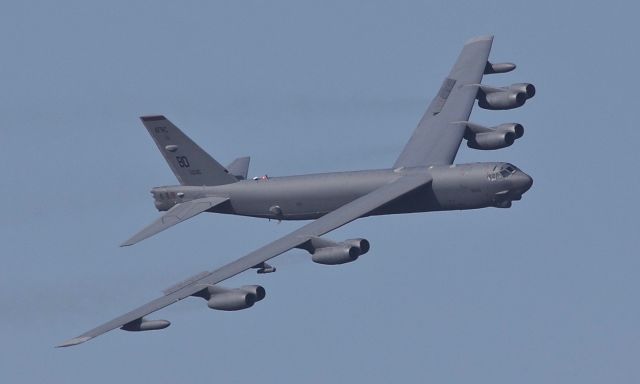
[226,156,250,180]
[121,196,229,247]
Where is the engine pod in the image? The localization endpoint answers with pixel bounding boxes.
[467,131,515,150]
[312,245,359,265]
[478,90,527,110]
[208,290,257,311]
[121,318,171,332]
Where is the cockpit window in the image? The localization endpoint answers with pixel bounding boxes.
[488,164,517,180]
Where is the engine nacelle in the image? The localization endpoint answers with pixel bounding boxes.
[207,285,265,311]
[478,90,526,110]
[312,245,359,265]
[467,131,515,150]
[301,237,371,265]
[477,83,535,110]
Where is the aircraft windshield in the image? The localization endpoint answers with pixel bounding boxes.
[488,164,517,180]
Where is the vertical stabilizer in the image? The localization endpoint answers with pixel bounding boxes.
[140,116,238,186]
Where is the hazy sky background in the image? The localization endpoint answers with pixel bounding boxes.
[2,1,639,383]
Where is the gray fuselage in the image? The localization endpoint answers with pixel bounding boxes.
[151,162,533,220]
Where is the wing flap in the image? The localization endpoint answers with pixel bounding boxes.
[58,172,432,347]
[120,196,229,247]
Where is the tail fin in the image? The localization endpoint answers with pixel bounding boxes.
[140,116,238,186]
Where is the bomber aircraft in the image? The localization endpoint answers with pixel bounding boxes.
[59,35,534,347]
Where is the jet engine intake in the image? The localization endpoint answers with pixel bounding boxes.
[342,238,370,255]
[240,285,266,302]
[495,123,524,139]
[508,83,536,99]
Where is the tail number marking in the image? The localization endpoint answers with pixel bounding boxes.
[176,156,190,168]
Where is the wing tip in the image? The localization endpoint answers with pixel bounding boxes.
[465,34,494,45]
[120,234,143,247]
[55,336,92,348]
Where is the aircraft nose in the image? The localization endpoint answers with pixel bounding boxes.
[517,172,533,193]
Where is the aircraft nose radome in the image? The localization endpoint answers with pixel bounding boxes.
[518,172,533,192]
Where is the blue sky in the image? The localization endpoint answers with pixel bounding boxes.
[2,1,639,383]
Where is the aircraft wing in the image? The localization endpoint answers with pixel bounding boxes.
[394,35,494,168]
[57,172,432,347]
[120,196,229,247]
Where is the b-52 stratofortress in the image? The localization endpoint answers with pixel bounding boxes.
[59,35,534,347]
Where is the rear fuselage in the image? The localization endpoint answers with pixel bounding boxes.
[151,162,532,220]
